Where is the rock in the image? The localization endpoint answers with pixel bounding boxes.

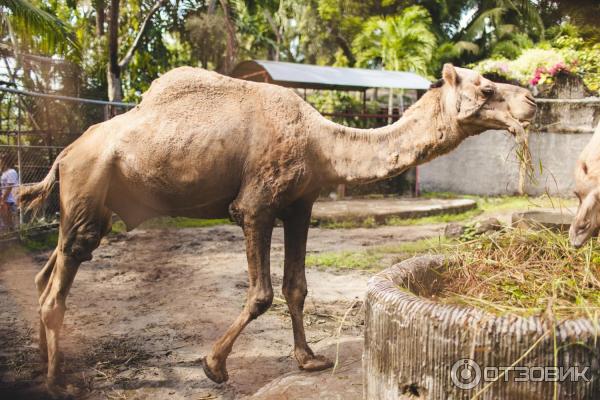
[512,210,573,232]
[475,217,503,234]
[247,336,364,400]
[444,223,465,238]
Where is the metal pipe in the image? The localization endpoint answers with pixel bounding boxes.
[0,86,135,107]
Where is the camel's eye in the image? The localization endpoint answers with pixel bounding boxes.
[578,221,591,233]
[481,86,495,96]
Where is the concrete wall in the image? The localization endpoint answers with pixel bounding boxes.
[419,98,600,196]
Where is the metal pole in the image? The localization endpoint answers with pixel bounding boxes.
[16,94,23,228]
[362,90,367,113]
[399,89,404,116]
[387,88,393,124]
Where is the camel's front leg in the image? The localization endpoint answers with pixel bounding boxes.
[282,200,333,371]
[203,209,275,383]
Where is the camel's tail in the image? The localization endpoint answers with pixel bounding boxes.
[18,149,66,215]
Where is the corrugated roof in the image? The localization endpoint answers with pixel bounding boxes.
[231,60,430,90]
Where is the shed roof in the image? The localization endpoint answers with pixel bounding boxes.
[231,60,430,91]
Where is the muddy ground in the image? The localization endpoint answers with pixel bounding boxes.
[0,222,442,399]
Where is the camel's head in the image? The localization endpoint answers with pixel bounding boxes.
[570,125,600,248]
[437,64,536,141]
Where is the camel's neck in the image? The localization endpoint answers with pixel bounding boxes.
[311,89,465,184]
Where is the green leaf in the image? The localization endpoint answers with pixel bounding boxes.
[1,0,80,58]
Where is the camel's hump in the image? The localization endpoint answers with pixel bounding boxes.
[140,67,240,105]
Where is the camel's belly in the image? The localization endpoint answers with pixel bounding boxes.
[106,139,243,227]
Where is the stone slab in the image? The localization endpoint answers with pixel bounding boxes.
[312,198,476,224]
[511,208,575,231]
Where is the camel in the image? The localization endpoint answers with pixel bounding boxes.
[19,63,536,395]
[570,122,600,248]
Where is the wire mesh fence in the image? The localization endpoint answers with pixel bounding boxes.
[0,86,134,241]
[0,144,62,238]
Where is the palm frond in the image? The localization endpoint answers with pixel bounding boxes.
[462,7,507,41]
[352,5,436,76]
[509,0,544,38]
[1,0,80,57]
[454,40,480,55]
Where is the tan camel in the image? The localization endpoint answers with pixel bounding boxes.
[20,64,536,395]
[570,122,600,247]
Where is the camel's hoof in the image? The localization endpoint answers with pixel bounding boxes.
[46,380,78,399]
[299,354,334,372]
[201,356,229,383]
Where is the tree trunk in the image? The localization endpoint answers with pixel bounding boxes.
[94,0,106,36]
[107,72,122,103]
[219,0,238,74]
[335,34,356,67]
[105,0,165,102]
[263,9,281,61]
[107,0,122,102]
[208,0,218,14]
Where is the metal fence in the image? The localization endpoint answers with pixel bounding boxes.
[0,86,134,240]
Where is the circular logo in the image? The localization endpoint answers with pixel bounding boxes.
[451,358,481,390]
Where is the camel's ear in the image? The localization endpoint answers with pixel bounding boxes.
[442,64,459,87]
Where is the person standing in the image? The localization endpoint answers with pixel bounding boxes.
[0,153,19,231]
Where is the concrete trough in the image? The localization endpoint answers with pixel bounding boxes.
[364,255,600,400]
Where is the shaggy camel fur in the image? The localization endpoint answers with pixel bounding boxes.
[570,122,600,247]
[20,64,536,395]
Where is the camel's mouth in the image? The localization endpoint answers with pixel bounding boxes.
[506,119,530,140]
[520,120,531,129]
[506,110,535,140]
[506,92,536,137]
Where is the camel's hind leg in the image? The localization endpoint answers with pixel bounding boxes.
[38,202,111,396]
[35,249,57,361]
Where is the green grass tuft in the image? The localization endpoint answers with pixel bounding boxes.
[305,250,382,270]
[305,236,452,271]
[316,195,576,229]
[20,231,59,251]
[111,217,230,234]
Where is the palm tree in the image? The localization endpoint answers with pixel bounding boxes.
[352,5,437,76]
[0,0,79,56]
[458,0,543,60]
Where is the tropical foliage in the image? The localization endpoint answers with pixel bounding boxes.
[473,26,600,93]
[0,0,79,57]
[352,6,437,77]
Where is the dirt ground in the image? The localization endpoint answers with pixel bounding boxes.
[0,222,442,399]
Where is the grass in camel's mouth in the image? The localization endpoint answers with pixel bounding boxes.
[435,226,600,321]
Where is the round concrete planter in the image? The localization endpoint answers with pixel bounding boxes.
[364,255,600,400]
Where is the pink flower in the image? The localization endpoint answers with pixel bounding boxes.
[530,68,543,85]
[548,62,569,76]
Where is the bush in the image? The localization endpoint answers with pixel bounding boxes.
[472,36,600,94]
